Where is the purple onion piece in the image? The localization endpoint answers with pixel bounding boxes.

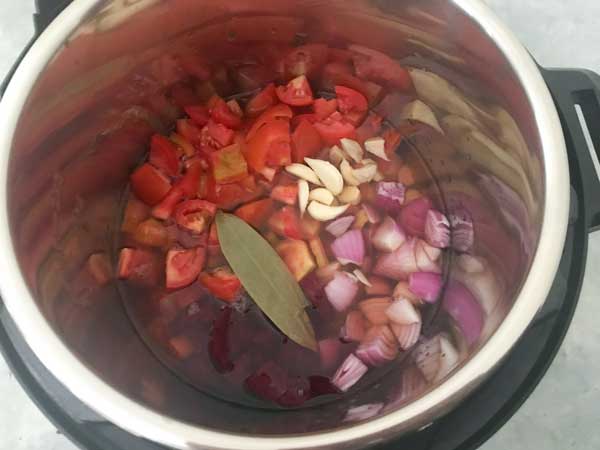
[443,280,484,346]
[331,354,368,392]
[375,182,406,213]
[408,272,443,303]
[425,209,450,248]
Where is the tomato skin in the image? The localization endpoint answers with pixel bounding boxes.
[210,143,249,184]
[290,113,318,129]
[282,44,329,79]
[152,187,184,220]
[245,120,290,172]
[313,113,356,146]
[246,103,293,140]
[291,120,322,163]
[234,198,274,228]
[271,184,298,205]
[210,98,243,129]
[206,174,262,210]
[276,75,314,106]
[176,162,203,198]
[206,120,235,148]
[335,85,368,114]
[166,247,206,290]
[134,218,169,248]
[130,163,172,206]
[184,105,210,127]
[268,206,302,239]
[266,139,292,167]
[199,268,242,302]
[175,200,217,233]
[177,119,203,146]
[246,83,277,117]
[149,135,180,177]
[313,98,338,120]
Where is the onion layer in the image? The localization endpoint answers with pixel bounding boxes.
[324,272,359,312]
[371,216,406,252]
[332,354,368,392]
[443,280,484,346]
[409,272,443,303]
[331,229,365,265]
[425,209,450,248]
[356,325,399,366]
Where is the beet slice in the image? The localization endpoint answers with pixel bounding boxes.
[209,307,234,373]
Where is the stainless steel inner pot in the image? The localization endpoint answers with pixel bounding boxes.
[0,0,569,448]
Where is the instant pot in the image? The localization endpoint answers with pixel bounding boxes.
[1,0,599,449]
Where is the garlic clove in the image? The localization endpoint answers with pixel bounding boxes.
[298,179,309,216]
[307,201,350,221]
[364,137,389,161]
[340,159,361,186]
[304,158,344,195]
[329,145,346,166]
[309,188,335,206]
[285,163,323,186]
[337,186,361,205]
[340,138,364,163]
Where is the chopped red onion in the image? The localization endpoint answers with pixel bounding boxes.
[443,280,484,346]
[356,325,399,367]
[331,229,365,266]
[375,182,406,213]
[366,276,393,296]
[371,216,406,252]
[392,281,420,304]
[326,215,355,237]
[409,272,443,303]
[391,322,422,350]
[340,310,368,342]
[316,262,342,283]
[414,239,442,273]
[386,298,420,325]
[319,338,343,371]
[414,334,460,382]
[373,238,418,280]
[358,297,392,325]
[362,203,382,224]
[344,403,384,422]
[324,272,359,312]
[425,209,450,248]
[449,209,474,252]
[398,196,432,238]
[331,354,368,392]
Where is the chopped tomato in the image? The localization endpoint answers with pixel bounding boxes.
[175,200,217,234]
[291,113,318,129]
[134,218,168,247]
[355,112,383,143]
[199,267,242,301]
[177,119,203,147]
[206,120,235,148]
[258,166,277,182]
[282,44,329,79]
[271,184,298,205]
[245,120,291,172]
[176,162,203,197]
[322,62,382,105]
[313,112,356,146]
[377,157,403,179]
[210,98,243,129]
[152,187,184,220]
[276,240,316,281]
[266,139,292,167]
[210,143,248,184]
[149,134,180,177]
[170,83,202,108]
[130,163,172,206]
[349,44,413,91]
[206,175,263,210]
[268,206,302,239]
[246,103,293,140]
[208,222,219,247]
[178,53,211,80]
[170,133,195,158]
[291,120,322,163]
[313,98,338,120]
[234,198,274,228]
[299,215,321,239]
[246,83,277,117]
[117,248,161,286]
[335,86,368,114]
[226,99,243,117]
[121,196,150,233]
[166,247,206,290]
[276,75,314,106]
[184,105,210,127]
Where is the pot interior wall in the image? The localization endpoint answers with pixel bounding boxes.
[6,0,543,436]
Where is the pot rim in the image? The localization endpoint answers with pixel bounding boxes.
[0,0,569,448]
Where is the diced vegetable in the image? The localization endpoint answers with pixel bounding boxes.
[130,163,172,206]
[375,182,405,213]
[121,196,150,233]
[309,237,329,268]
[166,247,206,289]
[398,196,432,238]
[371,216,406,252]
[331,354,368,392]
[292,120,322,163]
[340,310,368,343]
[210,143,248,184]
[149,135,180,177]
[175,199,217,234]
[276,239,316,281]
[246,83,277,117]
[134,218,168,247]
[331,229,365,266]
[356,325,398,367]
[199,267,242,301]
[234,198,274,228]
[373,238,418,280]
[326,216,355,237]
[359,297,392,325]
[324,272,359,312]
[442,280,484,346]
[268,206,302,239]
[271,184,299,205]
[117,248,161,286]
[425,209,450,248]
[408,272,443,303]
[276,75,314,106]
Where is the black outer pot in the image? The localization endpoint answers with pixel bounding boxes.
[0,1,599,449]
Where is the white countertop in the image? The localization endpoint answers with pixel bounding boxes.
[0,1,599,449]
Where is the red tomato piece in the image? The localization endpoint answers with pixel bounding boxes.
[134,218,169,248]
[166,247,206,290]
[199,268,242,302]
[268,206,302,239]
[276,240,316,281]
[152,187,184,220]
[290,113,318,129]
[170,133,195,158]
[245,120,291,172]
[206,120,235,148]
[276,75,314,106]
[130,163,172,206]
[210,143,248,184]
[313,113,356,146]
[335,85,368,114]
[291,120,322,163]
[349,44,413,91]
[246,83,277,117]
[282,44,329,79]
[117,248,161,286]
[234,198,274,228]
[177,119,203,146]
[175,199,217,234]
[206,175,263,210]
[313,98,338,120]
[210,98,243,129]
[299,215,321,239]
[184,105,210,127]
[271,184,298,205]
[246,103,293,140]
[355,112,383,144]
[322,63,382,105]
[149,135,180,177]
[176,162,203,198]
[266,140,292,167]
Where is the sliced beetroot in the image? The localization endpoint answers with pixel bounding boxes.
[309,375,340,397]
[209,307,234,373]
[278,376,311,407]
[244,361,288,403]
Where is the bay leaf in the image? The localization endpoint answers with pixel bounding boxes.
[216,212,317,351]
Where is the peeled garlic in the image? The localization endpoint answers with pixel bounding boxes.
[340,159,360,186]
[353,160,378,184]
[285,164,323,186]
[329,145,346,166]
[304,158,344,195]
[307,201,350,221]
[364,137,389,161]
[298,179,309,216]
[338,186,361,205]
[399,99,444,134]
[309,188,335,206]
[340,138,364,163]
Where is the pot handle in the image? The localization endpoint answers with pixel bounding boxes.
[543,68,600,232]
[34,0,73,33]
